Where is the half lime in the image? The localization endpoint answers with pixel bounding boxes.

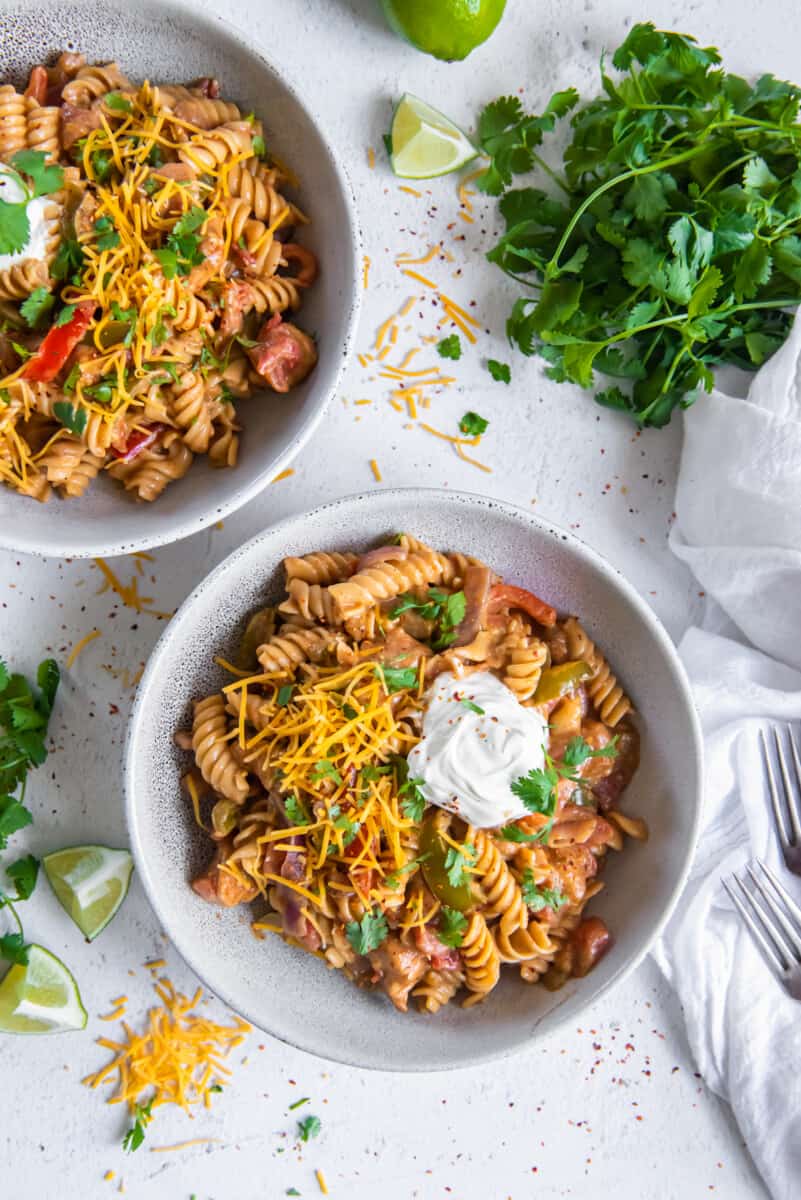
[390,94,478,179]
[43,845,134,941]
[0,944,87,1033]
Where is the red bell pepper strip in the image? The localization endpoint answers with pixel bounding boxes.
[488,583,557,628]
[22,302,95,383]
[110,423,164,464]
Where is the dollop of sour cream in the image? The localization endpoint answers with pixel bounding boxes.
[406,670,549,829]
[0,164,50,272]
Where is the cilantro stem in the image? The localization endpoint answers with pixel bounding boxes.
[529,151,571,195]
[698,152,753,198]
[1,897,23,936]
[546,145,709,277]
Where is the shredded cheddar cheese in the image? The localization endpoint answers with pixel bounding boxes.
[83,974,250,1116]
[316,1169,329,1194]
[369,458,382,482]
[272,468,295,484]
[93,558,173,619]
[66,628,101,668]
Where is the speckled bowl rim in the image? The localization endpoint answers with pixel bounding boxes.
[0,0,362,560]
[125,488,704,1071]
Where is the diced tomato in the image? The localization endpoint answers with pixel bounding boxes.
[22,303,96,383]
[488,583,557,628]
[24,66,48,104]
[109,424,164,463]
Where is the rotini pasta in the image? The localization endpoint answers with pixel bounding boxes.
[178,536,646,1014]
[0,53,319,504]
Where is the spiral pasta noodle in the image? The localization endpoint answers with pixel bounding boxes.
[0,53,318,504]
[177,535,646,1012]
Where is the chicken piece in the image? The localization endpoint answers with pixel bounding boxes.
[191,840,258,907]
[246,314,317,393]
[186,213,225,291]
[376,626,432,667]
[368,935,428,1012]
[219,280,256,339]
[61,102,102,151]
[73,191,98,238]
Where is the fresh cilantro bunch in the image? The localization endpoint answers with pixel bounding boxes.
[0,658,59,966]
[479,23,801,427]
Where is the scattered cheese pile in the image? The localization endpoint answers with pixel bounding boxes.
[93,555,173,619]
[83,973,250,1115]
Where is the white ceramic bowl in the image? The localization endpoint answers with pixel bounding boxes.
[126,489,703,1071]
[0,0,360,558]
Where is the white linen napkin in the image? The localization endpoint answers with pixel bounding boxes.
[652,314,801,1200]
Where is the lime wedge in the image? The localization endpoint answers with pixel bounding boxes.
[0,944,87,1033]
[390,94,478,179]
[43,845,134,941]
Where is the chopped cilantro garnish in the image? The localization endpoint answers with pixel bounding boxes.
[459,411,489,436]
[311,759,343,786]
[437,906,468,947]
[562,734,619,768]
[520,870,566,912]
[252,134,266,159]
[9,149,64,198]
[122,1100,153,1152]
[487,359,511,384]
[50,236,84,284]
[437,334,462,360]
[345,907,388,955]
[276,684,294,707]
[459,697,485,715]
[284,794,309,827]
[54,303,77,328]
[288,1096,310,1111]
[375,664,419,693]
[444,842,475,888]
[91,149,114,182]
[105,92,132,113]
[296,1114,321,1143]
[94,215,119,251]
[19,287,54,330]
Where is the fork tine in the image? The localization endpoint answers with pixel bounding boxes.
[755,858,801,941]
[746,863,801,964]
[723,876,786,974]
[784,725,801,842]
[763,728,790,848]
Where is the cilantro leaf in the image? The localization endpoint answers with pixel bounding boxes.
[459,698,485,715]
[0,932,29,966]
[104,92,132,113]
[94,215,120,251]
[55,304,77,328]
[154,247,178,278]
[0,198,31,256]
[0,796,33,849]
[6,853,39,900]
[511,760,558,816]
[520,869,565,912]
[276,684,294,707]
[51,236,84,283]
[437,334,462,360]
[459,411,488,436]
[375,664,418,693]
[311,759,342,786]
[487,360,511,384]
[284,794,309,827]
[0,662,9,693]
[561,734,619,769]
[19,287,54,330]
[171,205,207,238]
[499,823,548,844]
[252,135,266,159]
[122,1100,153,1153]
[91,149,115,183]
[9,149,64,198]
[391,755,427,822]
[53,401,88,438]
[437,906,467,948]
[444,842,475,888]
[345,907,388,955]
[296,1114,321,1143]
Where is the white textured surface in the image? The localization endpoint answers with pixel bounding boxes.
[1,0,792,1193]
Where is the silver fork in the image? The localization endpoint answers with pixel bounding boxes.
[759,725,801,875]
[723,859,801,1000]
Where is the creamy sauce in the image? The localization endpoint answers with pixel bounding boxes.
[0,163,50,272]
[407,671,549,828]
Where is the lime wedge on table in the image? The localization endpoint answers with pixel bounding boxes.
[390,94,478,179]
[43,845,133,941]
[0,945,87,1033]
